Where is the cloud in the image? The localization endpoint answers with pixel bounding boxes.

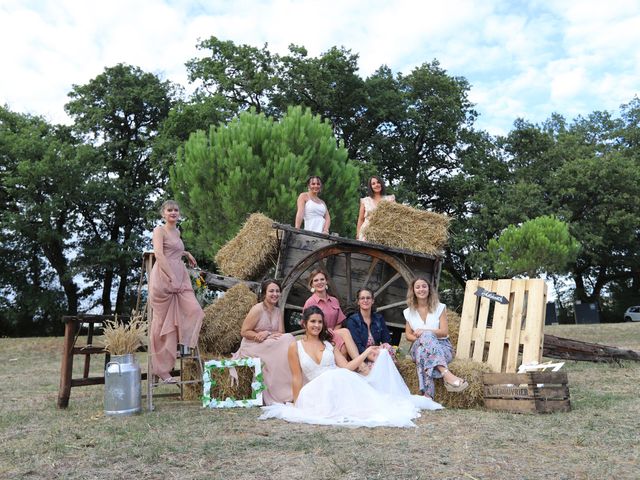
[1,0,639,134]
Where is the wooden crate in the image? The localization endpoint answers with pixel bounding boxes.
[483,372,571,414]
[457,279,547,373]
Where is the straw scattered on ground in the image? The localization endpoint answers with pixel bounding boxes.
[199,283,257,355]
[363,200,450,255]
[214,213,279,280]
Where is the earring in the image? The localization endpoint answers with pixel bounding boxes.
[310,287,315,293]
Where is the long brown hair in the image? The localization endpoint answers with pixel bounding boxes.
[301,306,333,342]
[406,276,439,312]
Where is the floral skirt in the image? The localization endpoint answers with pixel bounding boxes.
[409,332,453,398]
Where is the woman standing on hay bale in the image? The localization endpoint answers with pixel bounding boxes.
[149,200,204,384]
[404,277,469,398]
[302,269,363,370]
[346,288,396,364]
[295,175,330,233]
[356,175,395,241]
[260,306,441,427]
[233,279,295,405]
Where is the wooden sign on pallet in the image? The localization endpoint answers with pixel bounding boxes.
[456,278,547,373]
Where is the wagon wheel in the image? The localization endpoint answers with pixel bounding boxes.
[279,244,415,334]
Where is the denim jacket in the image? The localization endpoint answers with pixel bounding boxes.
[346,311,391,354]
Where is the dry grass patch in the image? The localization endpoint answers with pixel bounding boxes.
[1,323,639,480]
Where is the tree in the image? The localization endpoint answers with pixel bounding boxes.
[65,64,177,314]
[0,106,84,334]
[486,216,581,278]
[170,106,360,258]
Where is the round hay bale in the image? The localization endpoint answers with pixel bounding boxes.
[199,283,257,355]
[215,213,279,280]
[181,355,254,401]
[396,356,421,395]
[363,201,450,255]
[433,358,492,409]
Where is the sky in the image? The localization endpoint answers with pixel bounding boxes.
[1,0,640,135]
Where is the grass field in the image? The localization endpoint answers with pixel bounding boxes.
[1,323,639,480]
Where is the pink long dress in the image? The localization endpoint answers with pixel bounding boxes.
[233,303,295,405]
[149,226,204,378]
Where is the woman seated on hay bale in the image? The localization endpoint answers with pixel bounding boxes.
[346,287,397,366]
[302,269,365,372]
[233,279,295,405]
[404,277,469,399]
[295,175,330,233]
[260,306,442,427]
[356,175,395,241]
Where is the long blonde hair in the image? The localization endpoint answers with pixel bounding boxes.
[406,276,439,312]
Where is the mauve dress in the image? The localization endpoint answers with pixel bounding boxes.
[149,226,204,378]
[233,303,295,405]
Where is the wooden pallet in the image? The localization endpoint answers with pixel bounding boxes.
[483,372,571,413]
[456,279,547,373]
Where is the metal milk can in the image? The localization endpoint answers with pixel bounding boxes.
[104,353,141,416]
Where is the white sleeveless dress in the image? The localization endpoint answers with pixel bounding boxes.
[259,341,442,427]
[303,199,327,232]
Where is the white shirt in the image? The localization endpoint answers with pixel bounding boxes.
[403,302,446,333]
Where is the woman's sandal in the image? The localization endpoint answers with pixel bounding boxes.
[441,368,469,393]
[161,376,178,385]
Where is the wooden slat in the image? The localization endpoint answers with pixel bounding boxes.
[485,279,513,372]
[472,280,494,363]
[345,253,352,304]
[522,279,547,365]
[504,279,527,373]
[376,300,408,312]
[456,280,479,359]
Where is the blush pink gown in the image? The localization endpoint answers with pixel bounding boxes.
[149,226,204,378]
[233,303,295,405]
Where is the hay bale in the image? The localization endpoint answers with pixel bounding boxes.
[433,358,493,409]
[397,356,421,395]
[397,355,491,409]
[215,213,279,280]
[363,201,450,255]
[448,310,460,351]
[199,283,257,355]
[182,355,254,401]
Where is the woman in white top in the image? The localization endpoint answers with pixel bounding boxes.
[356,175,395,241]
[403,277,469,399]
[260,306,441,427]
[295,175,330,233]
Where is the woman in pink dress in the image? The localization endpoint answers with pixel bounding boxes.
[149,200,204,383]
[356,175,396,241]
[302,269,362,368]
[233,279,295,405]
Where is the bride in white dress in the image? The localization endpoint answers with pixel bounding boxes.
[260,306,442,427]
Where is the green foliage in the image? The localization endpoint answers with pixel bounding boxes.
[0,106,81,334]
[486,216,581,278]
[170,106,359,259]
[65,63,177,314]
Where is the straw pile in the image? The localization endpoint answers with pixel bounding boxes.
[396,356,421,394]
[433,358,493,409]
[363,201,450,255]
[199,283,257,355]
[215,213,279,280]
[182,355,254,401]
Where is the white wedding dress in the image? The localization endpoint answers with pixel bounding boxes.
[259,341,442,427]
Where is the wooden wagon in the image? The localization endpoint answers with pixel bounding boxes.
[206,223,443,341]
